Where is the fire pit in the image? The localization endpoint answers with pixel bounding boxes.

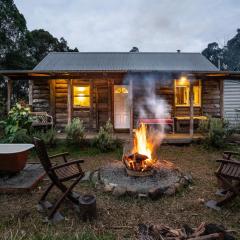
[93,123,192,199]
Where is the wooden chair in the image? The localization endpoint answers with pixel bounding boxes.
[206,151,240,210]
[33,137,85,222]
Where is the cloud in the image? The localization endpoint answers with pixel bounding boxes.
[14,0,240,52]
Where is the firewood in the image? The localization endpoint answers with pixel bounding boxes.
[190,222,206,238]
[187,232,222,240]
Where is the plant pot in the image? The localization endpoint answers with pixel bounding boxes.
[0,144,34,173]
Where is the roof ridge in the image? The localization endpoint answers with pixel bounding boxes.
[48,51,202,54]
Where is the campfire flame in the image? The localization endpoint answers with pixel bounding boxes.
[123,123,156,172]
[134,123,152,160]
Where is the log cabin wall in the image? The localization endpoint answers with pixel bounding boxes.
[55,79,68,128]
[36,73,124,130]
[32,74,222,130]
[202,79,221,117]
[32,79,50,112]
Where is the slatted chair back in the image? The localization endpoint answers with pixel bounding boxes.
[217,160,240,181]
[33,138,60,183]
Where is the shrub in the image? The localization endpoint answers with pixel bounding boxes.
[32,128,57,147]
[65,118,85,145]
[0,103,33,143]
[93,119,119,152]
[199,117,230,149]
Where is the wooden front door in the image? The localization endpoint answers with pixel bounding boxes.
[114,85,130,129]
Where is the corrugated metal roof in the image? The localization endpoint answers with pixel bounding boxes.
[34,52,218,72]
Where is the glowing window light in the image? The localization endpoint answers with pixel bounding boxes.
[115,87,128,94]
[73,85,90,107]
[175,79,201,107]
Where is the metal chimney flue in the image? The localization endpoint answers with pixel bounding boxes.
[130,47,139,53]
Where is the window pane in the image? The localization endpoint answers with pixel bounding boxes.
[193,86,200,105]
[73,85,90,107]
[176,86,189,105]
[74,86,90,96]
[74,96,90,107]
[115,87,128,94]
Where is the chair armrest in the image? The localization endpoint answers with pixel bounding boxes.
[223,151,240,156]
[50,159,84,170]
[216,159,240,165]
[49,152,69,159]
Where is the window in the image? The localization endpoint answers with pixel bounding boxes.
[114,86,128,94]
[73,85,90,107]
[175,78,201,106]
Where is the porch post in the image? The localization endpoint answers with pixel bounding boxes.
[220,79,224,118]
[90,79,94,128]
[189,79,194,137]
[28,80,33,110]
[49,79,56,123]
[67,79,72,125]
[129,78,133,136]
[6,77,12,113]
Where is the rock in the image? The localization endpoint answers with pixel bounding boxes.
[104,183,117,192]
[197,198,205,204]
[81,171,91,182]
[174,182,185,192]
[104,184,114,192]
[126,186,138,197]
[112,186,126,197]
[148,187,165,200]
[90,171,99,184]
[184,173,193,183]
[165,186,176,196]
[138,193,148,199]
[179,177,188,186]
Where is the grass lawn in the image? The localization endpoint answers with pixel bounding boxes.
[0,142,239,239]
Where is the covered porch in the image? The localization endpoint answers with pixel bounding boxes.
[2,70,240,142]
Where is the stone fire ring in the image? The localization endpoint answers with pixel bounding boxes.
[94,161,192,200]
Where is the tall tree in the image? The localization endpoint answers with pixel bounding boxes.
[202,29,240,71]
[26,30,78,67]
[0,0,78,110]
[0,0,30,69]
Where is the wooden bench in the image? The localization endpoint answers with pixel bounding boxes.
[138,118,175,133]
[174,116,207,132]
[30,112,53,128]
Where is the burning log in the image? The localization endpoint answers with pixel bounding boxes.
[137,222,236,240]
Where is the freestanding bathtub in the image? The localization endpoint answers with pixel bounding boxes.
[0,144,34,173]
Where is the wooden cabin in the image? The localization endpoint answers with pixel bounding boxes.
[2,51,240,136]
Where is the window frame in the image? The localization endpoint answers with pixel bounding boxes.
[174,79,201,107]
[72,84,91,109]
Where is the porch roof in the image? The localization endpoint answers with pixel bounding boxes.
[1,69,240,81]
